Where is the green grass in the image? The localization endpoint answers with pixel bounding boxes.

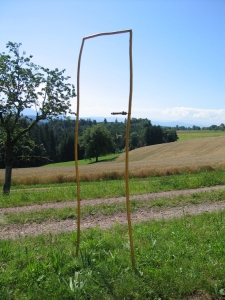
[1,189,225,226]
[1,169,225,208]
[0,211,224,299]
[1,167,225,299]
[177,129,225,141]
[44,153,120,167]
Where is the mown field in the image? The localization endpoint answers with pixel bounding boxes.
[0,131,225,299]
[1,135,225,185]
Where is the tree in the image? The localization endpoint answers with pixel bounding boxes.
[192,125,201,130]
[145,125,163,146]
[145,125,178,146]
[0,42,76,194]
[81,124,115,162]
[219,123,225,131]
[130,132,139,150]
[162,128,179,143]
[209,124,218,131]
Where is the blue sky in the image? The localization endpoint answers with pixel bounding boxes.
[0,0,224,126]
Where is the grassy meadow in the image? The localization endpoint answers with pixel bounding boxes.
[177,129,225,141]
[0,211,225,299]
[1,169,225,208]
[0,131,225,299]
[44,153,120,167]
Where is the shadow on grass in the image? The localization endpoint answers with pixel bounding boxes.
[87,157,118,164]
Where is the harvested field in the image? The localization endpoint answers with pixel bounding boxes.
[1,136,225,185]
[117,136,225,162]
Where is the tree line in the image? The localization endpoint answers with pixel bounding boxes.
[0,117,179,168]
[174,123,225,131]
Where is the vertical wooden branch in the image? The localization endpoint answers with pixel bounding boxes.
[75,39,84,257]
[125,30,135,268]
[74,29,135,268]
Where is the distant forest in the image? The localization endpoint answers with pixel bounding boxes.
[174,123,225,131]
[3,117,223,168]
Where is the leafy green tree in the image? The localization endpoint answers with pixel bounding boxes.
[192,125,201,130]
[219,123,225,131]
[130,132,139,150]
[145,125,163,145]
[209,124,218,131]
[162,128,179,142]
[0,42,76,194]
[145,125,178,145]
[81,124,115,162]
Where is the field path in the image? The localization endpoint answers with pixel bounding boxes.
[1,185,225,239]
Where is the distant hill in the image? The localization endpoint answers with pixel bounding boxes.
[22,109,209,127]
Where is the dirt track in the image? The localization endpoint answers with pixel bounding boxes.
[1,185,225,240]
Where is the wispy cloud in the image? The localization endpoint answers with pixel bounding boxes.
[133,107,225,125]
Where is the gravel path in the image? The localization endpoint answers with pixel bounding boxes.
[1,185,225,240]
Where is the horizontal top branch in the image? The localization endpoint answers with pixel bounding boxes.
[83,29,132,41]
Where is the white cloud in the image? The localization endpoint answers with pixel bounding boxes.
[132,107,225,125]
[75,101,225,126]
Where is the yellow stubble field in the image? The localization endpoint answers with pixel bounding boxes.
[0,136,225,185]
